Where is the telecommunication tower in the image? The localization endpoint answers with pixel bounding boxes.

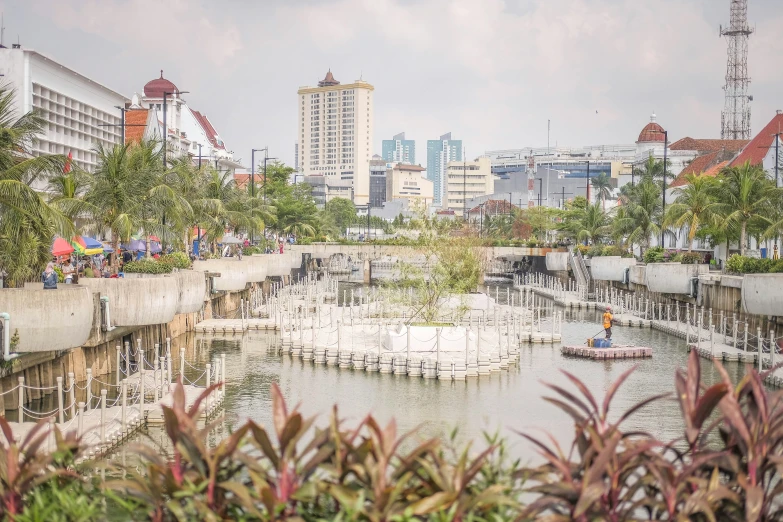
[720,0,753,140]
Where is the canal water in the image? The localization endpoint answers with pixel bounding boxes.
[166,284,747,461]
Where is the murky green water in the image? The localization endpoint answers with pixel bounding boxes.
[168,284,747,461]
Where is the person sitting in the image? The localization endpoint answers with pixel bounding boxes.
[603,306,614,339]
[62,259,75,284]
[42,263,58,289]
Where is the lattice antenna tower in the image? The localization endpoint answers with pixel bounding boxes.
[720,0,753,140]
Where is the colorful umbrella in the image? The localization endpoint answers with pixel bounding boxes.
[52,237,74,256]
[102,243,115,253]
[71,236,104,256]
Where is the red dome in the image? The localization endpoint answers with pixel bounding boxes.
[143,70,178,98]
[637,114,666,143]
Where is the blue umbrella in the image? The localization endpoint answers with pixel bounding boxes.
[150,241,162,254]
[121,239,147,252]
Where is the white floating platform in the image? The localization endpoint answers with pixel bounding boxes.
[561,345,652,359]
[195,318,278,334]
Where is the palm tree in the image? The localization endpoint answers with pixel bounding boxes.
[614,178,662,258]
[0,86,72,285]
[713,162,775,256]
[590,173,612,210]
[664,174,721,251]
[565,201,612,244]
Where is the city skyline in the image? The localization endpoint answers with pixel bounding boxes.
[3,0,783,169]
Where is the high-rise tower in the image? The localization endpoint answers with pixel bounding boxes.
[720,0,753,140]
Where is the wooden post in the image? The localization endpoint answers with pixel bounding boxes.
[139,366,145,414]
[56,376,64,425]
[180,348,186,380]
[68,372,76,418]
[100,389,107,443]
[86,368,92,412]
[77,402,84,436]
[732,314,738,348]
[121,379,127,432]
[770,330,776,370]
[115,345,121,383]
[758,328,763,371]
[17,376,24,425]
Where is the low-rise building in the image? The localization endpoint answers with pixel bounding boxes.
[0,44,128,178]
[386,164,433,211]
[445,156,493,213]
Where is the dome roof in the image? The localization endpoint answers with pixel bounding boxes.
[143,70,178,98]
[637,113,666,143]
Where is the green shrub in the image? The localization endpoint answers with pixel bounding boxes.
[159,251,190,269]
[587,245,603,257]
[680,252,703,264]
[123,259,173,274]
[669,253,683,262]
[643,246,665,263]
[725,254,777,274]
[243,246,262,255]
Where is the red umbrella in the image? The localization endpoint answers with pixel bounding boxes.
[52,237,74,256]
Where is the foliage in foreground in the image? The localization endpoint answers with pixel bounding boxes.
[1,351,783,520]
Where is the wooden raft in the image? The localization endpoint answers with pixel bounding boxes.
[561,345,652,359]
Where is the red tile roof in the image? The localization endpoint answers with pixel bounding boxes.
[233,173,265,189]
[669,137,749,153]
[637,121,666,143]
[124,109,149,144]
[191,109,225,150]
[729,113,783,168]
[669,151,731,188]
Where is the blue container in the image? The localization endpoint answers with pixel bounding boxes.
[594,339,612,348]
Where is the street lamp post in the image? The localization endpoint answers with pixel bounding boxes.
[661,130,669,248]
[536,179,543,207]
[162,90,189,167]
[250,148,267,244]
[263,151,278,203]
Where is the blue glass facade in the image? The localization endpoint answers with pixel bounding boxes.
[427,134,463,206]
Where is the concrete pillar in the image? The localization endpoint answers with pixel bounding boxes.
[86,368,92,412]
[17,376,24,425]
[68,372,76,418]
[121,379,127,432]
[56,376,64,425]
[100,389,107,443]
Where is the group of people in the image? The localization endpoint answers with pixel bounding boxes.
[42,255,114,289]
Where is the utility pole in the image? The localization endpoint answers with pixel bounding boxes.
[537,179,543,207]
[463,147,467,221]
[559,187,574,209]
[661,130,669,248]
[586,160,591,203]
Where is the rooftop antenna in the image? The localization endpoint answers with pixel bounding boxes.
[720,0,753,140]
[1,14,5,47]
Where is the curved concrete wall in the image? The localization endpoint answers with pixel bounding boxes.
[80,277,178,327]
[0,287,94,352]
[192,259,249,291]
[645,263,709,294]
[174,270,207,314]
[629,265,646,285]
[742,274,783,317]
[545,252,569,272]
[257,255,290,277]
[590,257,637,282]
[244,256,268,283]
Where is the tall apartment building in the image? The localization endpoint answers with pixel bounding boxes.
[0,45,127,177]
[382,132,415,164]
[297,70,374,205]
[445,157,493,213]
[427,132,463,206]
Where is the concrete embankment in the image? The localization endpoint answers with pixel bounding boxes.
[0,253,303,416]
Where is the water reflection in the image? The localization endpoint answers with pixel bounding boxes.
[168,287,748,461]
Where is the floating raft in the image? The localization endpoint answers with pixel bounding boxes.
[561,345,652,359]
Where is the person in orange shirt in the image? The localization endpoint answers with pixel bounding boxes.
[603,306,614,339]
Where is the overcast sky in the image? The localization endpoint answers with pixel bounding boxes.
[4,0,782,168]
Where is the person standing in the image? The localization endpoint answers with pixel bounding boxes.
[62,258,75,284]
[42,263,58,289]
[603,306,614,339]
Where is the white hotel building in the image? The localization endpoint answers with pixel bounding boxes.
[297,71,373,205]
[0,45,127,176]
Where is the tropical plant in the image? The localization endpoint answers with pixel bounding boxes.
[0,85,73,286]
[713,162,776,256]
[590,173,612,209]
[560,199,612,245]
[614,177,663,258]
[664,173,721,251]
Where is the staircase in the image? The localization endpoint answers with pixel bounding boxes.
[569,248,595,300]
